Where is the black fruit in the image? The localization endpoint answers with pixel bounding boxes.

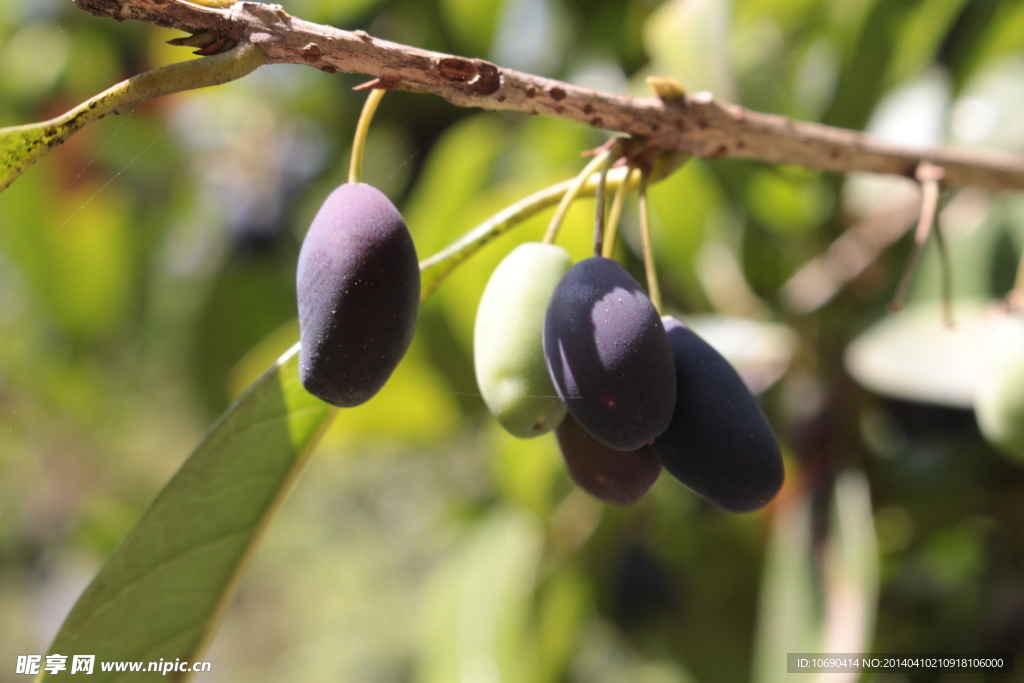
[543,257,676,451]
[556,414,661,505]
[651,317,783,512]
[296,183,420,407]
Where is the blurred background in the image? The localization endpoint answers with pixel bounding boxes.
[2,0,1024,680]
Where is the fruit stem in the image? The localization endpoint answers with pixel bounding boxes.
[420,165,641,300]
[933,218,954,327]
[348,88,386,185]
[601,163,634,258]
[593,141,622,257]
[889,162,944,316]
[638,172,662,314]
[542,149,613,245]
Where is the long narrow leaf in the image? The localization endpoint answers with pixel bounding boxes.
[752,472,879,683]
[39,344,335,682]
[752,490,822,683]
[820,470,879,677]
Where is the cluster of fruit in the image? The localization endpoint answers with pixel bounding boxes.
[475,243,785,511]
[294,174,784,513]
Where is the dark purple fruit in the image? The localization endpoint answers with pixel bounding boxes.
[556,414,661,505]
[543,257,676,451]
[297,183,420,407]
[651,317,783,512]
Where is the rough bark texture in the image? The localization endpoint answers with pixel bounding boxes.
[73,0,1024,191]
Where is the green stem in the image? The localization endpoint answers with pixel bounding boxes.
[601,164,634,258]
[1,43,267,193]
[889,174,941,313]
[419,165,638,301]
[638,173,662,314]
[542,150,612,245]
[348,88,386,185]
[933,219,954,326]
[592,142,621,257]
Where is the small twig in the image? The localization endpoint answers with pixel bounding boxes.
[888,163,945,314]
[0,41,266,192]
[782,201,920,314]
[166,30,218,48]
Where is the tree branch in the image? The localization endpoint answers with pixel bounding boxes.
[74,0,1024,191]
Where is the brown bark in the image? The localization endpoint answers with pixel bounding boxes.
[73,0,1024,191]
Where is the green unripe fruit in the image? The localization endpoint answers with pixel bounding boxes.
[975,313,1024,462]
[474,242,572,438]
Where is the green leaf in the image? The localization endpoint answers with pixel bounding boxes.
[820,470,878,655]
[886,0,972,86]
[415,509,544,683]
[752,473,879,683]
[961,1,1024,85]
[39,344,335,682]
[406,115,508,259]
[745,168,831,236]
[751,492,821,683]
[0,22,70,99]
[534,565,590,683]
[490,422,562,518]
[644,0,735,100]
[647,159,721,305]
[844,299,993,408]
[439,0,506,56]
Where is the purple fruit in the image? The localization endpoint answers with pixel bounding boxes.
[651,317,783,512]
[556,414,661,505]
[297,183,419,407]
[543,257,676,451]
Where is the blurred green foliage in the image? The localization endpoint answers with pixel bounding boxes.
[1,0,1024,681]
